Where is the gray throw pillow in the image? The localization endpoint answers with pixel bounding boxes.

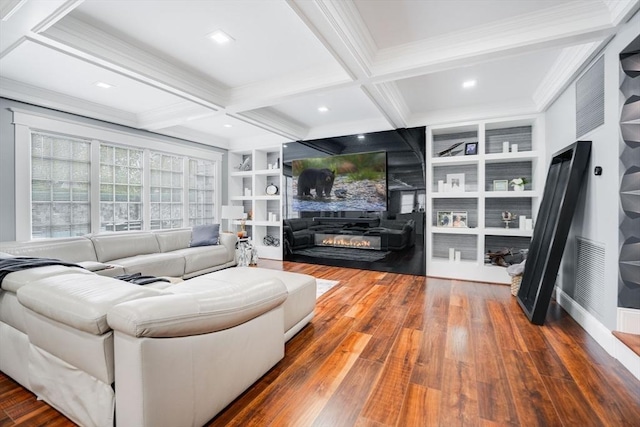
[190,224,220,247]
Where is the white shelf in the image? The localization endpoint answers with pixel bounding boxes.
[431,191,479,198]
[426,115,544,284]
[484,227,533,237]
[253,195,281,201]
[431,157,479,166]
[485,190,539,198]
[254,168,281,175]
[431,227,479,235]
[228,146,283,261]
[484,151,539,163]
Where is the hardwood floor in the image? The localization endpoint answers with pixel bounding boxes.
[2,261,639,426]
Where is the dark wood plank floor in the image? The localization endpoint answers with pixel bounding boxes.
[2,261,639,426]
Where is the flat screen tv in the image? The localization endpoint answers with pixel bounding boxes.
[292,151,387,212]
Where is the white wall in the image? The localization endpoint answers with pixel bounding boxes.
[545,11,639,331]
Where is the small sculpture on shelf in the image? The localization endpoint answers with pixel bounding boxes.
[501,211,517,228]
[510,177,527,191]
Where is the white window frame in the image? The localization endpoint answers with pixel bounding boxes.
[12,108,222,240]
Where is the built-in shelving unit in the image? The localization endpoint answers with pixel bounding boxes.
[426,115,544,284]
[228,146,283,260]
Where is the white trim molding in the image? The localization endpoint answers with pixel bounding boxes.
[556,286,640,380]
[617,307,640,334]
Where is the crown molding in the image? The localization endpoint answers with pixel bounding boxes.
[603,0,640,25]
[363,82,410,129]
[286,0,372,80]
[532,40,608,112]
[30,0,84,33]
[137,101,218,131]
[408,99,537,129]
[0,0,27,22]
[313,0,377,77]
[0,76,138,127]
[234,108,308,141]
[372,1,613,80]
[152,126,230,150]
[39,15,228,109]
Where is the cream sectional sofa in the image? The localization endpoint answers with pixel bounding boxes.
[0,230,317,427]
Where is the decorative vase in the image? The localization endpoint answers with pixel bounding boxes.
[513,184,524,191]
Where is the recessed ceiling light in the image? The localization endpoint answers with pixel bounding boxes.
[317,106,329,113]
[462,80,476,89]
[208,30,234,45]
[94,81,113,89]
[357,134,365,140]
[223,124,233,128]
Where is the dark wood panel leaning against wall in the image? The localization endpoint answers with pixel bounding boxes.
[1,260,639,426]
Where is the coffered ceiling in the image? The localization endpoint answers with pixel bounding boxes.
[1,0,638,149]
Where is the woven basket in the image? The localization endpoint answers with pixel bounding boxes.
[510,275,522,296]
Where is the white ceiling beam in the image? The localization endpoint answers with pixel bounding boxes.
[0,76,138,127]
[137,102,220,131]
[234,108,309,141]
[38,15,227,110]
[361,82,409,129]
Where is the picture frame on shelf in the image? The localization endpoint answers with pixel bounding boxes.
[465,142,478,155]
[446,173,465,192]
[493,179,509,191]
[452,211,468,228]
[437,211,452,227]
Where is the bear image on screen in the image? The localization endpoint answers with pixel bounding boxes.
[292,151,387,212]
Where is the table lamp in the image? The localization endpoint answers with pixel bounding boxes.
[221,205,245,234]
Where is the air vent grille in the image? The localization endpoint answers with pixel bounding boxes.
[576,56,605,138]
[575,237,605,318]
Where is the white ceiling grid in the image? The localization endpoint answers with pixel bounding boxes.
[0,0,637,149]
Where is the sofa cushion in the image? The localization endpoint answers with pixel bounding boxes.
[171,245,232,275]
[190,224,220,247]
[0,237,98,263]
[17,273,164,335]
[112,252,185,278]
[1,265,94,293]
[154,229,192,252]
[91,232,160,263]
[107,275,288,337]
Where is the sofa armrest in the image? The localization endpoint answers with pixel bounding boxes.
[218,232,237,262]
[107,277,287,338]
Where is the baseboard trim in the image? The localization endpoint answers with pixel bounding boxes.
[555,287,640,380]
[617,307,640,334]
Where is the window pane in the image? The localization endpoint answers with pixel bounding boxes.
[150,151,184,230]
[100,144,144,231]
[31,132,90,238]
[188,159,216,226]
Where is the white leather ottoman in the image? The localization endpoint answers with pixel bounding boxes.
[201,267,317,341]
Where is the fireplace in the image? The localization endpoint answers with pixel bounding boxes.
[314,233,382,250]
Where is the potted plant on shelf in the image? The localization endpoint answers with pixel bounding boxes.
[510,177,527,191]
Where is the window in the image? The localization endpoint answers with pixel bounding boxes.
[99,145,143,231]
[150,152,184,230]
[188,159,216,226]
[15,110,222,240]
[31,132,91,238]
[400,191,415,213]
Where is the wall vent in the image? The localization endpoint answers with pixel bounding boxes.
[575,237,605,318]
[576,55,605,138]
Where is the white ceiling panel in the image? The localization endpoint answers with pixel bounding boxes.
[69,0,340,88]
[396,48,563,114]
[0,41,187,113]
[354,0,580,49]
[267,86,387,129]
[180,114,270,140]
